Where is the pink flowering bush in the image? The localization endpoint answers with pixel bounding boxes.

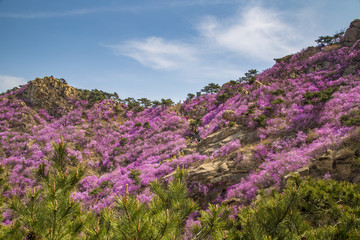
[1,37,360,212]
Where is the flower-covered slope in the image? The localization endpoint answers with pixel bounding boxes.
[182,38,360,202]
[0,89,210,210]
[1,21,360,209]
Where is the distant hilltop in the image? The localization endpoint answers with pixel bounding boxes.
[16,76,79,116]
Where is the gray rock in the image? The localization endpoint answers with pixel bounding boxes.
[222,110,237,122]
[342,65,358,76]
[350,19,360,28]
[343,19,360,46]
[344,27,360,42]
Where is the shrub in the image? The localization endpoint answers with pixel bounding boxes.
[216,93,229,105]
[119,138,128,146]
[270,89,285,96]
[129,169,141,185]
[340,108,360,126]
[238,69,259,84]
[189,176,360,239]
[303,86,339,104]
[271,98,284,104]
[87,168,197,239]
[143,121,150,129]
[254,114,267,127]
[134,122,142,127]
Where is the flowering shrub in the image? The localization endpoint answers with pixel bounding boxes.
[1,37,360,212]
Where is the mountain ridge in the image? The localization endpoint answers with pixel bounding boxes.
[1,19,360,210]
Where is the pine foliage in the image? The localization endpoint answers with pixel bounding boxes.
[5,139,86,240]
[189,175,360,239]
[85,167,197,240]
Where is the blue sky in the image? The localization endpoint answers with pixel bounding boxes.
[0,0,359,101]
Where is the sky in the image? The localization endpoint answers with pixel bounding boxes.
[0,0,359,101]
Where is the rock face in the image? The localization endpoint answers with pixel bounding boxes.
[308,147,360,182]
[18,77,79,116]
[188,151,258,206]
[196,125,258,156]
[343,19,360,46]
[284,131,360,184]
[187,125,259,205]
[222,110,236,122]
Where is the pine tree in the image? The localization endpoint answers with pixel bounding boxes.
[201,83,221,94]
[86,167,197,239]
[7,138,87,240]
[190,204,231,240]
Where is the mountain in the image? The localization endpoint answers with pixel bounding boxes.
[1,19,360,231]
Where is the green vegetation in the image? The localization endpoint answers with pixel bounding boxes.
[254,114,267,127]
[0,164,9,228]
[80,89,119,104]
[119,138,128,146]
[1,144,360,239]
[303,86,339,105]
[340,108,360,126]
[238,69,259,84]
[186,93,195,100]
[315,30,345,46]
[245,104,257,116]
[271,98,284,105]
[160,98,174,107]
[143,121,150,129]
[134,122,142,127]
[201,83,221,94]
[216,93,230,105]
[190,118,202,132]
[270,89,285,96]
[138,98,152,108]
[2,140,86,240]
[188,176,360,239]
[129,169,142,185]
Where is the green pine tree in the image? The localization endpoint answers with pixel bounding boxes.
[86,167,197,240]
[7,139,87,240]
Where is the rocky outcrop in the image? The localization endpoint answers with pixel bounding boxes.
[308,147,360,182]
[222,110,236,122]
[188,150,258,206]
[284,144,360,184]
[17,77,79,116]
[187,125,259,205]
[196,125,258,156]
[343,19,360,46]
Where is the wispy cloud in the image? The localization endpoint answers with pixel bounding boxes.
[104,37,198,70]
[104,3,314,83]
[0,6,139,18]
[197,5,303,60]
[0,75,27,92]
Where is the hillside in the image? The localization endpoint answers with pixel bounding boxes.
[0,19,360,239]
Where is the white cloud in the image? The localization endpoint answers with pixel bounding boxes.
[104,3,314,84]
[197,5,303,60]
[0,75,27,92]
[105,37,198,70]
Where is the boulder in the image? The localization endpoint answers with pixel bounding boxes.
[222,110,237,122]
[350,19,360,28]
[343,19,360,46]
